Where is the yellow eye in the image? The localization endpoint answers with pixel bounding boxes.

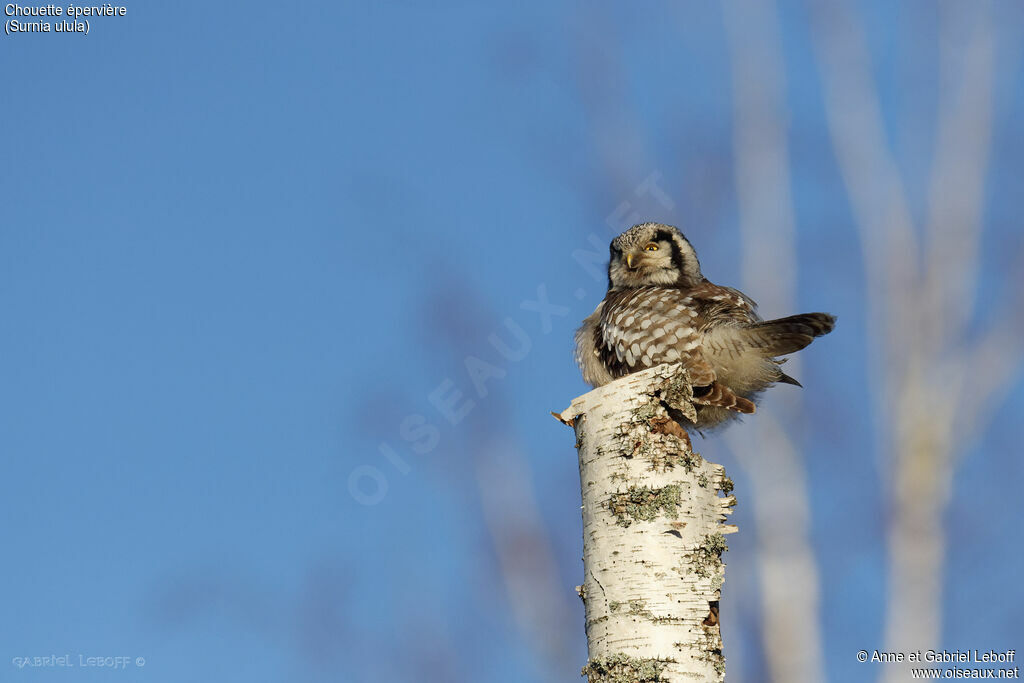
[644,243,659,252]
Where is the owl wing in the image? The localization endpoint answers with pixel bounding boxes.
[596,286,717,386]
[690,282,831,358]
[688,282,761,329]
[575,301,616,387]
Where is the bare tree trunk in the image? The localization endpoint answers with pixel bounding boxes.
[555,365,737,682]
[809,6,1007,679]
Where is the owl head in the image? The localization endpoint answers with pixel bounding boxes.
[607,222,703,290]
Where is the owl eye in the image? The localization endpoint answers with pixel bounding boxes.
[644,243,659,252]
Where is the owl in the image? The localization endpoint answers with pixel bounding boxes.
[575,222,835,430]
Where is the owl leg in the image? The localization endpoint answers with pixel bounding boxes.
[680,352,753,413]
[692,381,755,414]
[682,354,716,387]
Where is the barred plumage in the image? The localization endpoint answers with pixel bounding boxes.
[575,222,835,430]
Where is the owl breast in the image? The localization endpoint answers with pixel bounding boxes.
[574,286,705,386]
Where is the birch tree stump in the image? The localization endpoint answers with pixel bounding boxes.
[554,364,738,682]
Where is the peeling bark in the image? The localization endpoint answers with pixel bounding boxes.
[556,364,737,682]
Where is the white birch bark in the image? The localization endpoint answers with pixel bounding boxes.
[555,364,737,682]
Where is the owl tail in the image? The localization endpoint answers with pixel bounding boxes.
[744,312,836,357]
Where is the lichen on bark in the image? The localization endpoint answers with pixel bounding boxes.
[608,484,682,527]
[581,653,672,683]
[680,533,729,579]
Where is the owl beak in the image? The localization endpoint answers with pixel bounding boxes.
[626,253,638,270]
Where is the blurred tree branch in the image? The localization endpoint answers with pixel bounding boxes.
[427,284,580,682]
[722,2,828,682]
[810,3,1019,678]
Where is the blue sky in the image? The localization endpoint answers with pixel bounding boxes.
[3,2,1023,682]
